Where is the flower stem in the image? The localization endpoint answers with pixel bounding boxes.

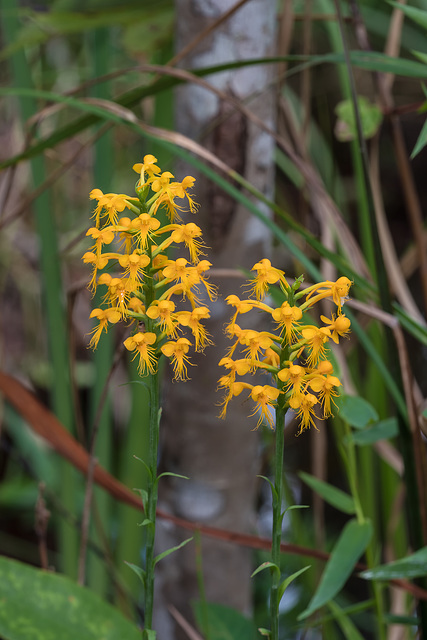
[270,400,286,640]
[143,367,160,635]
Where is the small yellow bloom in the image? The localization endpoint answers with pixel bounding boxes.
[320,313,351,344]
[89,307,121,348]
[133,155,161,185]
[249,259,289,300]
[146,300,178,338]
[272,302,303,343]
[301,326,331,367]
[124,331,158,375]
[176,307,212,351]
[289,393,319,433]
[161,337,193,380]
[309,374,341,417]
[89,189,132,226]
[249,385,282,429]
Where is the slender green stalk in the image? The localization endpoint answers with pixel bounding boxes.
[87,25,114,597]
[270,398,286,640]
[143,367,160,634]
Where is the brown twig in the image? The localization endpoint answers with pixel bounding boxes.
[35,482,51,571]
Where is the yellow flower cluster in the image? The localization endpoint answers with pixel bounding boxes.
[83,155,215,380]
[218,259,352,433]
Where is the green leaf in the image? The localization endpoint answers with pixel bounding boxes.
[335,97,383,142]
[351,418,398,446]
[257,629,271,638]
[142,629,157,640]
[335,395,378,429]
[299,472,356,515]
[134,488,149,511]
[411,116,427,158]
[137,519,154,529]
[360,546,427,580]
[257,475,278,501]
[327,600,365,640]
[124,561,146,587]
[384,614,419,625]
[251,561,280,579]
[278,565,311,603]
[156,471,189,485]
[299,519,373,620]
[192,602,258,640]
[0,556,141,640]
[154,537,193,566]
[388,2,427,30]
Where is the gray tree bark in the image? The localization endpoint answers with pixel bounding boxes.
[155,2,277,637]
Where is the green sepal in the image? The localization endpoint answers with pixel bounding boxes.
[278,565,311,603]
[251,561,280,579]
[154,537,193,566]
[124,561,146,587]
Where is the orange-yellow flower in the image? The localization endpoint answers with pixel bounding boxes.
[249,259,289,300]
[272,302,303,343]
[89,307,121,348]
[161,337,193,380]
[289,393,319,433]
[320,313,351,344]
[249,385,282,429]
[309,374,341,417]
[146,300,178,338]
[123,331,158,375]
[301,326,331,367]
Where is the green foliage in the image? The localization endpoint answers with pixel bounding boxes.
[299,519,373,620]
[361,547,427,580]
[192,602,258,640]
[0,556,141,640]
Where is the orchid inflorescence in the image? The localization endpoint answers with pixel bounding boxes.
[82,155,215,380]
[218,259,352,433]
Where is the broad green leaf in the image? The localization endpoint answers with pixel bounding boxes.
[154,537,193,566]
[124,562,146,586]
[251,561,280,579]
[335,97,383,142]
[299,471,356,514]
[328,600,365,640]
[278,565,311,603]
[0,556,141,640]
[299,519,373,620]
[335,395,378,429]
[351,418,398,446]
[192,602,257,640]
[360,546,427,580]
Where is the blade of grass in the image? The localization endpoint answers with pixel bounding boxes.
[1,0,78,578]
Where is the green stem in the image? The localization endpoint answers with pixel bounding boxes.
[341,419,386,640]
[270,400,286,640]
[143,367,160,634]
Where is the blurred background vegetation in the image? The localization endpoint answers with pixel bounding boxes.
[1,0,427,638]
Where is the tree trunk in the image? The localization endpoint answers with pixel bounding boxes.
[155,2,277,637]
